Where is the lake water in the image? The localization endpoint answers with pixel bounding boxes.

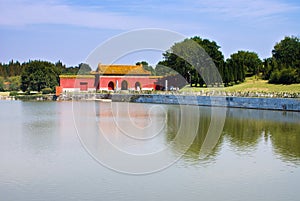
[0,100,299,201]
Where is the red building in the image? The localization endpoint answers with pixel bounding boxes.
[59,64,159,92]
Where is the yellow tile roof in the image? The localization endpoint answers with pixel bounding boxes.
[93,64,151,75]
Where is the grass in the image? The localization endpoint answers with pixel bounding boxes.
[0,92,10,96]
[180,76,300,94]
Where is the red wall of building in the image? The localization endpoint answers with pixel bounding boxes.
[99,76,157,90]
[60,78,95,90]
[60,76,158,91]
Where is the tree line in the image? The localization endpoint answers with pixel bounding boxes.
[153,35,300,87]
[0,60,91,92]
[1,35,299,92]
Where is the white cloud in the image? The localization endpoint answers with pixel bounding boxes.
[195,0,299,19]
[0,0,167,29]
[0,0,297,31]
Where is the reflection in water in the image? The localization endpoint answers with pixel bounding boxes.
[74,102,203,174]
[166,106,224,163]
[74,101,300,167]
[166,106,300,165]
[21,102,59,154]
[225,109,300,164]
[265,122,300,164]
[1,101,299,201]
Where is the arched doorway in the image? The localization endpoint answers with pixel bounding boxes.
[135,82,141,90]
[121,80,128,90]
[108,81,114,90]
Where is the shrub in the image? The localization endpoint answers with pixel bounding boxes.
[9,91,19,96]
[269,68,297,84]
[278,68,297,84]
[0,77,4,91]
[269,70,280,84]
[42,88,53,94]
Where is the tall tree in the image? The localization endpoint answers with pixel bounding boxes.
[0,77,4,91]
[136,61,155,75]
[159,36,225,87]
[77,63,92,74]
[268,36,300,84]
[272,36,300,70]
[21,60,61,92]
[226,51,262,84]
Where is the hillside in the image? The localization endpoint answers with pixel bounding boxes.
[180,77,300,97]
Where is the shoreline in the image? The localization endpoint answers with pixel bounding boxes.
[1,93,300,112]
[111,94,300,112]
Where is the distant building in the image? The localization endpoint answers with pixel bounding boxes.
[59,63,160,92]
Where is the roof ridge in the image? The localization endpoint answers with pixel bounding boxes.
[94,63,151,75]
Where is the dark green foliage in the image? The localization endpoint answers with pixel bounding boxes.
[136,61,156,75]
[157,37,263,87]
[9,91,18,96]
[0,77,4,91]
[77,63,92,75]
[1,35,300,90]
[262,58,275,80]
[155,63,178,76]
[0,60,23,78]
[42,87,53,94]
[21,60,61,92]
[269,68,298,84]
[0,59,89,92]
[61,66,80,75]
[272,36,300,69]
[266,36,300,84]
[0,60,82,77]
[158,36,225,87]
[6,76,21,91]
[225,51,262,85]
[157,35,299,87]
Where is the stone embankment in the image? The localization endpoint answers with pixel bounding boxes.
[0,96,15,100]
[180,90,300,98]
[4,91,299,112]
[111,94,300,112]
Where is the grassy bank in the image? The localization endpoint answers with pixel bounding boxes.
[181,77,300,94]
[0,92,10,96]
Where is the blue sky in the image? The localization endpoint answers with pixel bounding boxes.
[0,0,299,67]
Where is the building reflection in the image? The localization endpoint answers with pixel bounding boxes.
[21,102,59,154]
[92,101,300,165]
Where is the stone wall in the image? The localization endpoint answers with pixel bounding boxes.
[111,94,300,112]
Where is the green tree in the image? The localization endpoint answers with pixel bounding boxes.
[7,76,21,91]
[0,60,23,78]
[225,51,262,84]
[77,63,92,74]
[8,60,22,76]
[56,61,82,75]
[225,54,245,84]
[0,77,4,91]
[21,60,61,92]
[262,57,275,80]
[265,36,300,84]
[272,36,300,70]
[0,63,2,76]
[159,36,225,87]
[269,68,298,84]
[155,63,178,76]
[62,66,79,75]
[55,60,65,69]
[136,61,155,75]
